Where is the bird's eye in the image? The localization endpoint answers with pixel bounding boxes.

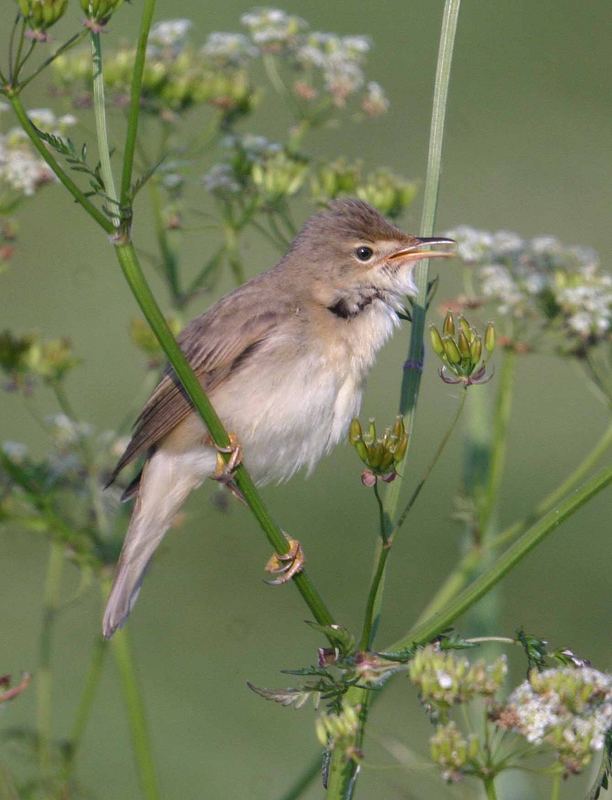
[355,245,374,262]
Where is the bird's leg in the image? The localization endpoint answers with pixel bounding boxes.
[265,533,305,585]
[203,432,245,503]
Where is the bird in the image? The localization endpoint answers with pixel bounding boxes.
[102,198,454,638]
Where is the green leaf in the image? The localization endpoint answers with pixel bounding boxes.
[246,682,321,710]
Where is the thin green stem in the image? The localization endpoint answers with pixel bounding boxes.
[6,93,114,233]
[387,465,612,652]
[359,539,391,651]
[113,240,334,628]
[64,636,108,777]
[418,420,612,622]
[478,349,516,534]
[36,541,65,774]
[120,0,156,209]
[383,0,461,524]
[326,4,462,797]
[19,30,88,91]
[549,771,561,800]
[90,30,119,226]
[108,613,161,800]
[325,685,370,800]
[392,388,467,538]
[148,178,181,304]
[11,17,26,85]
[184,245,226,300]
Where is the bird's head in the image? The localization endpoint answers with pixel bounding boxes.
[284,198,455,310]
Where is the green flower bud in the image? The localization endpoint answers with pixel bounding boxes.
[367,418,376,443]
[17,0,67,36]
[429,325,445,356]
[484,321,496,353]
[80,0,123,27]
[470,335,482,363]
[457,315,472,341]
[442,310,455,337]
[348,418,363,445]
[443,336,461,364]
[457,331,471,359]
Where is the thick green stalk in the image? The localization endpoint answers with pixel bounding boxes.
[417,420,612,622]
[483,777,498,799]
[109,624,161,800]
[381,0,462,553]
[90,30,119,226]
[113,240,334,628]
[326,3,462,797]
[6,93,114,234]
[36,541,65,773]
[387,465,612,652]
[120,0,157,208]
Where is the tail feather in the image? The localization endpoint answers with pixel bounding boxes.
[102,449,211,638]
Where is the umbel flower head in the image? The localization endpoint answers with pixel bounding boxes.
[349,416,408,486]
[430,311,495,386]
[80,0,124,30]
[494,666,612,776]
[447,225,611,352]
[17,0,67,40]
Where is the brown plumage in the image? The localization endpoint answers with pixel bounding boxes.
[102,199,454,638]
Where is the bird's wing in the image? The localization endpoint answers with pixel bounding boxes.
[108,284,285,484]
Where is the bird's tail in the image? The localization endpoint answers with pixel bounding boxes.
[102,449,206,638]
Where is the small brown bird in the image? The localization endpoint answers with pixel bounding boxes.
[103,199,454,637]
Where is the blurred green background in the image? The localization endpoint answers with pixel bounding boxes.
[1,0,610,798]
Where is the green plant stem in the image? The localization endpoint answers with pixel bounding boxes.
[387,464,612,652]
[382,0,461,529]
[107,598,161,800]
[326,3,462,797]
[325,685,370,799]
[19,30,88,91]
[90,30,119,226]
[120,0,156,209]
[36,541,65,774]
[148,178,181,305]
[478,349,516,534]
[359,390,467,651]
[11,16,26,85]
[417,420,612,622]
[6,93,114,233]
[549,771,561,800]
[483,777,498,799]
[64,636,108,776]
[113,240,334,628]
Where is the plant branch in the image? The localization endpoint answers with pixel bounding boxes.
[120,0,156,210]
[5,93,115,233]
[417,420,612,622]
[387,464,612,652]
[325,3,462,796]
[90,30,119,226]
[19,30,88,91]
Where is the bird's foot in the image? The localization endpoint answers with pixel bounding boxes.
[204,432,245,503]
[265,534,305,585]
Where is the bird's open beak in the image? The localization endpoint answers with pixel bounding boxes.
[388,237,456,262]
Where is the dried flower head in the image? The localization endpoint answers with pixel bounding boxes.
[430,312,495,386]
[430,721,480,783]
[17,0,67,40]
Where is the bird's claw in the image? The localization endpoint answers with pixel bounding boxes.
[265,535,305,585]
[204,432,246,503]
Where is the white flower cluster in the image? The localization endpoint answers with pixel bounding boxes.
[147,19,193,57]
[297,32,371,106]
[500,666,612,773]
[0,107,75,199]
[448,225,611,341]
[240,8,306,48]
[200,32,258,68]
